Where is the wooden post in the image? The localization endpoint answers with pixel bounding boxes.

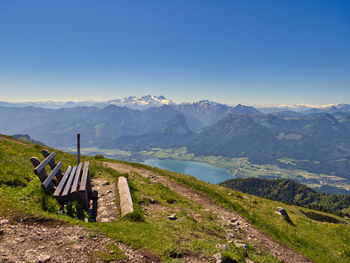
[77,133,80,165]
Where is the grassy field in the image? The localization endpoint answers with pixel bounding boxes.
[109,159,350,263]
[2,136,350,262]
[0,136,280,262]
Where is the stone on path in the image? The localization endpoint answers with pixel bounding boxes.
[167,213,177,220]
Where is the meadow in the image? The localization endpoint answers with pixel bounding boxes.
[1,136,350,262]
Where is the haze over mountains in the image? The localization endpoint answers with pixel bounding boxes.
[1,95,350,113]
[1,95,350,192]
[0,99,263,146]
[0,95,174,110]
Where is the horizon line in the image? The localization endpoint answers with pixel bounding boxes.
[0,97,346,109]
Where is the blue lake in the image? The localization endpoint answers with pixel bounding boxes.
[143,159,235,184]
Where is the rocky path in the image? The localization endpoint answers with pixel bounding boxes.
[0,135,28,145]
[0,217,148,263]
[92,177,119,222]
[0,177,154,263]
[104,162,315,263]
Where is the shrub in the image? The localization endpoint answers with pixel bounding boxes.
[123,208,145,222]
[95,154,104,160]
[63,200,88,219]
[41,193,60,214]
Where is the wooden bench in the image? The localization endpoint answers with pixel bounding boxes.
[29,149,93,207]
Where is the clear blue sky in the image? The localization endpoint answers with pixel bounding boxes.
[0,0,349,105]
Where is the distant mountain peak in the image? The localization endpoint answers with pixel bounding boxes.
[231,104,263,115]
[194,100,219,106]
[334,104,350,111]
[109,95,174,109]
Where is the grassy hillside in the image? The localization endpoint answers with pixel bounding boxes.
[1,135,350,262]
[113,161,350,263]
[0,135,278,262]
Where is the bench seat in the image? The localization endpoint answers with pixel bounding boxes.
[30,150,92,207]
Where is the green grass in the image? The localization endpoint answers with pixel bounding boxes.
[88,171,279,261]
[2,135,350,262]
[0,135,278,262]
[110,160,350,263]
[97,243,127,262]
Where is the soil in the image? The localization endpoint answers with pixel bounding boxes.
[0,135,28,146]
[104,161,316,263]
[0,216,149,263]
[92,178,119,222]
[0,177,155,263]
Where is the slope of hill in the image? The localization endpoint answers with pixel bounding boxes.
[11,134,46,146]
[188,114,277,157]
[1,135,350,262]
[220,178,350,214]
[189,113,350,180]
[173,101,262,130]
[107,114,193,150]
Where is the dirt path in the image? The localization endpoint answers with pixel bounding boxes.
[104,162,315,263]
[0,177,157,263]
[0,135,28,146]
[92,177,120,222]
[0,217,148,263]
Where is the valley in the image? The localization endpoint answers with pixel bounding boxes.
[1,135,350,262]
[2,98,350,195]
[59,145,350,195]
[3,2,350,261]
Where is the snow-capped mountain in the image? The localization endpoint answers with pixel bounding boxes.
[329,104,350,113]
[103,95,174,109]
[0,96,348,114]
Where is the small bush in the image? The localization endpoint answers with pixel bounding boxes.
[220,251,239,263]
[168,247,186,258]
[63,200,87,219]
[95,154,104,160]
[300,210,344,224]
[123,208,145,222]
[41,193,60,214]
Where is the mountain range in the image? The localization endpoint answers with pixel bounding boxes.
[0,95,174,110]
[108,110,350,180]
[1,95,350,113]
[1,97,350,186]
[0,101,264,147]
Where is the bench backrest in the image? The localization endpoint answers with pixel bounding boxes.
[41,149,63,181]
[29,150,62,192]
